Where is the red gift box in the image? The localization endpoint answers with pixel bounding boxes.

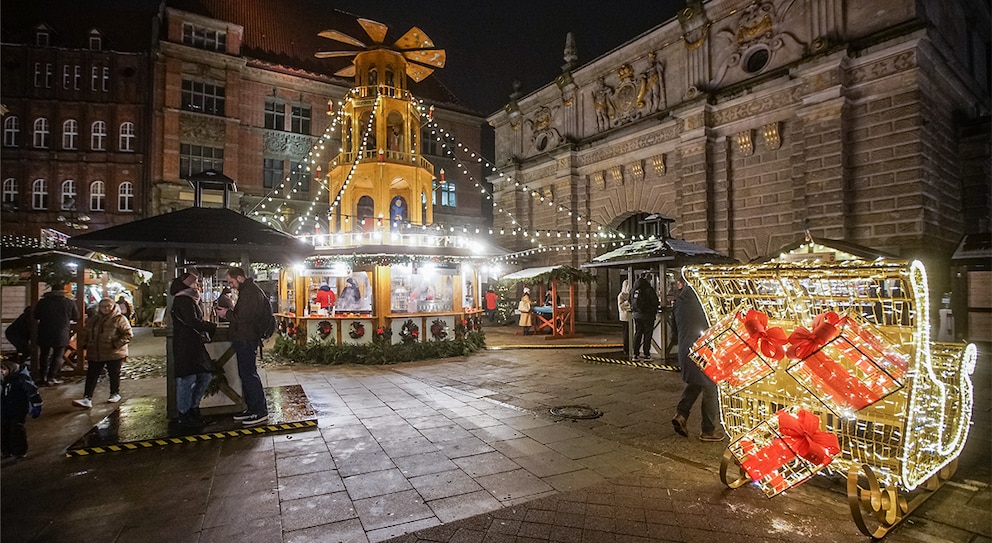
[786,312,909,417]
[730,409,840,497]
[691,309,788,394]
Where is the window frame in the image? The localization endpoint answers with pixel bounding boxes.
[89,180,105,211]
[3,178,18,205]
[31,179,48,210]
[3,116,19,147]
[33,117,49,148]
[181,79,226,116]
[60,179,77,210]
[91,120,107,151]
[119,122,135,152]
[118,181,134,212]
[290,105,311,135]
[62,119,78,150]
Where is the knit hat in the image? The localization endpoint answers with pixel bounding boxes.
[180,272,199,288]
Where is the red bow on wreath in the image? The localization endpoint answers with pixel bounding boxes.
[777,409,840,466]
[740,310,788,360]
[786,311,842,359]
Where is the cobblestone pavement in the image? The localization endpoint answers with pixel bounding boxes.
[2,326,989,543]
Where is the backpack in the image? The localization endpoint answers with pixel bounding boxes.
[254,283,277,340]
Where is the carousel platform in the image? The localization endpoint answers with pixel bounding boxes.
[64,384,317,457]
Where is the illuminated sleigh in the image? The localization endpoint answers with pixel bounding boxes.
[683,257,977,538]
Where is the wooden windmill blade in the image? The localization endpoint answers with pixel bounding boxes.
[315,51,361,59]
[317,29,366,48]
[357,18,388,44]
[402,49,446,69]
[334,65,357,78]
[394,26,434,50]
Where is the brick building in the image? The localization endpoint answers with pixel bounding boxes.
[1,0,487,245]
[486,0,990,323]
[1,4,155,240]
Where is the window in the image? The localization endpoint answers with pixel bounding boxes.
[3,116,19,147]
[74,65,81,90]
[31,179,47,210]
[33,118,49,148]
[181,22,227,52]
[263,158,283,189]
[289,160,310,192]
[182,79,225,116]
[62,65,70,89]
[89,180,105,211]
[434,181,456,207]
[45,63,53,88]
[34,63,42,87]
[62,119,78,150]
[264,100,284,130]
[91,121,106,150]
[89,30,102,51]
[118,181,134,212]
[119,122,135,151]
[102,67,110,92]
[91,66,99,91]
[3,178,17,205]
[60,180,77,210]
[35,29,49,47]
[421,128,453,157]
[290,105,311,135]
[179,144,224,179]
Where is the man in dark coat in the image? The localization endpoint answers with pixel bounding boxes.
[5,307,32,364]
[670,276,725,442]
[630,276,660,361]
[215,267,269,427]
[32,286,79,386]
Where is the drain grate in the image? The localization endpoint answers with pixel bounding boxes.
[549,405,603,419]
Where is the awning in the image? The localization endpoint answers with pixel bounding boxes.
[755,236,901,263]
[0,249,152,281]
[69,206,314,264]
[499,266,561,281]
[582,238,735,269]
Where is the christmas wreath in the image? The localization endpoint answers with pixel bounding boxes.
[400,319,419,343]
[430,318,448,341]
[374,326,392,342]
[317,320,334,340]
[349,321,365,339]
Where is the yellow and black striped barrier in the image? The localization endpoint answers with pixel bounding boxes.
[65,420,317,457]
[580,352,680,372]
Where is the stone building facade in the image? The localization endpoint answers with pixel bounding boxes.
[487,0,990,322]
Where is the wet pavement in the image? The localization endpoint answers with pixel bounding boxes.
[1,324,989,542]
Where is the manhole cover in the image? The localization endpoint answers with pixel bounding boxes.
[549,405,603,419]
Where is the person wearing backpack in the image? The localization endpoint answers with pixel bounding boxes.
[630,276,660,362]
[214,267,270,427]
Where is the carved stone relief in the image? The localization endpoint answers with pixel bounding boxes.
[651,154,666,176]
[591,171,605,190]
[609,165,624,186]
[264,131,317,157]
[709,0,806,89]
[179,113,225,145]
[525,105,563,153]
[629,160,644,182]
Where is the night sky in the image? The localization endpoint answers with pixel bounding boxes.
[325,1,685,115]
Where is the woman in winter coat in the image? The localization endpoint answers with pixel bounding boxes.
[617,279,632,358]
[170,273,217,427]
[517,287,533,335]
[72,298,132,408]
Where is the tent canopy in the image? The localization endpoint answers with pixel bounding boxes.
[755,236,901,263]
[0,249,152,281]
[69,206,314,264]
[498,265,595,284]
[582,238,735,269]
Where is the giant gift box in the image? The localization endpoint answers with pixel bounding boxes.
[729,409,840,497]
[785,312,909,417]
[691,309,788,394]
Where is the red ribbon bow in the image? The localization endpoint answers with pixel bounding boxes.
[777,409,840,466]
[740,310,788,360]
[786,311,842,359]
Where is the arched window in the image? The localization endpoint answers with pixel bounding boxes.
[357,195,374,232]
[3,116,19,147]
[33,118,49,148]
[118,122,134,152]
[389,196,408,231]
[89,180,105,211]
[31,179,47,210]
[118,181,133,212]
[3,178,18,205]
[91,120,107,151]
[62,119,78,150]
[60,179,77,210]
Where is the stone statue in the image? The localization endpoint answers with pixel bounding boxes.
[637,51,667,112]
[592,76,614,131]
